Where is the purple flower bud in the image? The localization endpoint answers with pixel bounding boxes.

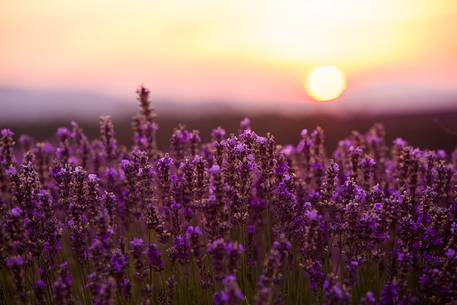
[211,127,226,140]
[373,202,383,211]
[393,137,407,146]
[10,207,22,218]
[234,143,246,155]
[146,243,164,271]
[187,226,203,238]
[446,248,455,258]
[256,136,267,145]
[437,149,447,159]
[56,127,70,139]
[225,242,244,256]
[214,291,229,305]
[111,250,127,275]
[305,209,318,221]
[158,155,173,168]
[247,225,256,234]
[120,278,131,297]
[34,279,46,289]
[6,167,17,176]
[130,238,144,250]
[281,145,295,157]
[240,117,251,129]
[6,256,24,268]
[88,173,99,183]
[41,142,54,153]
[171,201,182,210]
[120,159,132,170]
[209,164,221,175]
[214,275,244,305]
[1,128,14,137]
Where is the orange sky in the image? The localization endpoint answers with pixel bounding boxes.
[1,0,457,112]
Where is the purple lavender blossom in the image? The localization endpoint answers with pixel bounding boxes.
[53,262,75,305]
[214,275,244,305]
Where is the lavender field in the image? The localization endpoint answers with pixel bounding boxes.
[1,87,456,305]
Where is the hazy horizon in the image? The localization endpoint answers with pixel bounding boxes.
[1,85,457,123]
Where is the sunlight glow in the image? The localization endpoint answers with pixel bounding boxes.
[305,66,347,102]
[0,0,456,104]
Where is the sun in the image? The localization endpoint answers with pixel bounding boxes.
[305,66,347,102]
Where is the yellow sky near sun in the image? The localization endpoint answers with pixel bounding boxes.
[1,0,457,104]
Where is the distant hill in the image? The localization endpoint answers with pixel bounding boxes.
[2,110,456,153]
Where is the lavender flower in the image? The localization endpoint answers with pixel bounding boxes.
[146,242,164,271]
[130,238,146,280]
[322,274,351,305]
[254,236,291,305]
[53,262,75,305]
[214,275,244,305]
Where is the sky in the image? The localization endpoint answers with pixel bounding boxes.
[1,0,457,116]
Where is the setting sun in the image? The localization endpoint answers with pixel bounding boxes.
[305,66,347,102]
